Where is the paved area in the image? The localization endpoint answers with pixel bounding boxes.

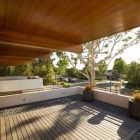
[1,98,140,140]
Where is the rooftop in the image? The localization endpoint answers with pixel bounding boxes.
[1,95,140,140]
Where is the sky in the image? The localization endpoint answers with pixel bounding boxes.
[107,44,140,70]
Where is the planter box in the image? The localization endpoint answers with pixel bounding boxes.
[129,99,140,119]
[83,90,94,101]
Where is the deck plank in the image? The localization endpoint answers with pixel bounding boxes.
[23,113,42,140]
[41,105,115,140]
[19,114,36,140]
[9,116,18,140]
[33,110,65,140]
[39,103,120,139]
[39,109,100,140]
[27,111,50,140]
[30,111,54,140]
[0,100,140,140]
[16,114,30,140]
[5,117,12,140]
[12,115,24,140]
[0,118,6,140]
[38,109,78,140]
[38,109,77,140]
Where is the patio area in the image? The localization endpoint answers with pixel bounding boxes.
[1,95,140,140]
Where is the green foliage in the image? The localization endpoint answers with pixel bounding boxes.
[0,58,56,85]
[0,63,32,76]
[15,63,32,76]
[127,61,140,88]
[97,62,107,80]
[62,83,72,88]
[56,52,68,76]
[113,58,126,75]
[0,65,11,76]
[33,59,55,85]
[66,68,77,77]
[121,74,127,80]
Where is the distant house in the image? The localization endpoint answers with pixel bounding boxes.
[107,70,120,80]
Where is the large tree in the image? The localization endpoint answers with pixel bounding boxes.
[113,58,126,76]
[127,61,140,88]
[66,29,140,86]
[33,58,55,84]
[56,52,68,77]
[97,62,107,80]
[14,64,31,76]
[0,65,11,76]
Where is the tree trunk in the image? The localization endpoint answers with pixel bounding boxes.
[88,64,96,87]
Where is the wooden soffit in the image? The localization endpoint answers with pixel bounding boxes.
[0,0,140,64]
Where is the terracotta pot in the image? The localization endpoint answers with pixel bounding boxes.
[129,99,140,119]
[83,90,94,101]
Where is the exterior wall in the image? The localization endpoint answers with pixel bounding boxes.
[79,87,131,109]
[94,89,130,109]
[0,86,81,108]
[0,78,43,92]
[0,86,131,109]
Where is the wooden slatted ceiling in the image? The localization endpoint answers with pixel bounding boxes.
[0,0,140,64]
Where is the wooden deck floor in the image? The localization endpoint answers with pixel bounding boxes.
[0,101,140,140]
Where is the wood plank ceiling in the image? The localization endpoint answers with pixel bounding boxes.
[0,0,140,64]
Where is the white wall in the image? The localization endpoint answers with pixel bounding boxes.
[79,87,130,109]
[0,78,43,92]
[0,86,81,108]
[0,86,131,109]
[94,89,130,109]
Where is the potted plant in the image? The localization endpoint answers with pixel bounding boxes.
[129,92,140,119]
[83,85,94,101]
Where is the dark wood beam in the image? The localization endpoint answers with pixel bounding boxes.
[0,30,82,53]
[0,43,51,58]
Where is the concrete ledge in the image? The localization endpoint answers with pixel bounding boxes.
[0,86,131,109]
[79,87,130,109]
[94,89,130,109]
[0,86,81,108]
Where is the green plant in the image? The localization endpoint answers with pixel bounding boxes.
[127,62,140,88]
[62,83,72,88]
[84,85,94,91]
[133,92,140,102]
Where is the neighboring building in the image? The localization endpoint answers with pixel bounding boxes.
[107,70,120,80]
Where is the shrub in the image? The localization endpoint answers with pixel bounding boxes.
[84,85,94,91]
[133,93,140,102]
[121,74,127,80]
[62,83,72,88]
[127,62,140,88]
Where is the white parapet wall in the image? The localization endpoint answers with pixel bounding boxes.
[0,86,131,109]
[94,89,130,109]
[0,78,43,92]
[0,86,81,108]
[79,87,130,109]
